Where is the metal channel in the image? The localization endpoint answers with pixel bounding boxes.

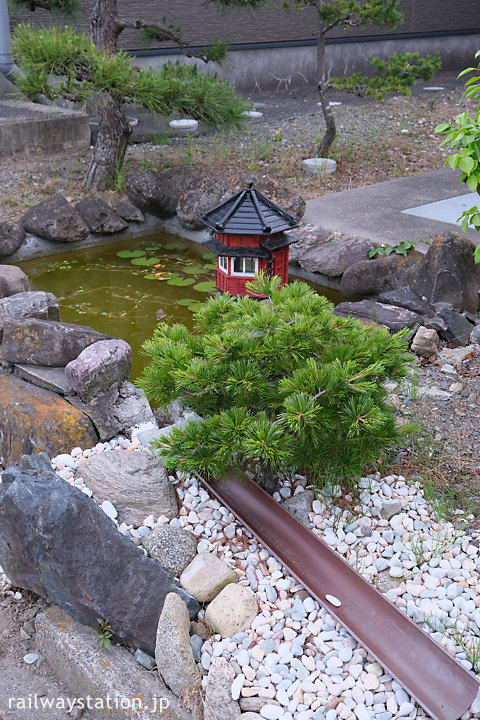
[200,473,479,720]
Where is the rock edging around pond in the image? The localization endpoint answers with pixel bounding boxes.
[0,265,157,467]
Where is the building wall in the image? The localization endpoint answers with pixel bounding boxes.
[10,1,480,90]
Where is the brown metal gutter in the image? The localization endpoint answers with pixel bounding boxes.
[199,473,479,720]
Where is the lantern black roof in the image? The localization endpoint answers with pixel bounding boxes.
[201,180,299,236]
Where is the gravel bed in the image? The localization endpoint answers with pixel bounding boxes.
[3,421,479,720]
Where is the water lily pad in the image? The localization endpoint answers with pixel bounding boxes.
[167,277,196,287]
[117,249,145,258]
[202,251,216,259]
[188,303,206,313]
[131,256,161,266]
[164,241,188,250]
[183,265,205,275]
[177,298,197,306]
[144,271,178,280]
[204,263,218,270]
[193,281,217,293]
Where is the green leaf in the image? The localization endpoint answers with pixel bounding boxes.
[459,156,475,174]
[202,251,217,259]
[177,298,197,306]
[167,277,196,286]
[434,123,450,133]
[183,265,206,274]
[193,281,217,293]
[117,249,145,258]
[164,241,188,250]
[131,256,161,266]
[447,155,459,170]
[468,175,479,192]
[204,262,218,269]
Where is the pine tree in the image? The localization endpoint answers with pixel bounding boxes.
[139,275,413,493]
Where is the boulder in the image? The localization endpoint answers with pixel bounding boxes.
[0,265,29,298]
[0,291,59,341]
[377,287,435,317]
[68,380,156,440]
[283,490,315,527]
[410,232,480,313]
[64,338,132,402]
[334,300,421,332]
[21,195,89,243]
[411,326,439,358]
[435,307,474,345]
[298,237,372,276]
[204,583,258,638]
[112,199,145,223]
[155,593,202,698]
[0,220,25,257]
[0,374,98,467]
[74,448,178,526]
[124,166,195,217]
[142,526,197,577]
[340,253,421,300]
[180,552,237,602]
[0,317,110,366]
[177,175,231,230]
[0,454,199,653]
[75,197,129,234]
[204,657,240,720]
[286,226,332,265]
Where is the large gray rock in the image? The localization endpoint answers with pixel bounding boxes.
[68,380,156,440]
[334,300,421,332]
[0,265,30,298]
[204,657,240,720]
[21,195,89,243]
[0,291,59,341]
[142,525,197,577]
[124,166,195,218]
[283,490,315,527]
[75,197,129,234]
[155,593,202,698]
[180,552,237,602]
[177,175,231,230]
[64,338,132,402]
[0,220,25,257]
[204,583,258,638]
[0,317,110,366]
[435,307,474,345]
[286,226,332,265]
[0,454,199,652]
[410,232,480,313]
[340,253,421,300]
[298,237,372,276]
[377,287,435,317]
[75,448,178,527]
[112,199,145,223]
[0,374,98,467]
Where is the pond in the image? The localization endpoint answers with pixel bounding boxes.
[18,233,342,379]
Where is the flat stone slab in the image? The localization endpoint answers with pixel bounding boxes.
[14,363,71,395]
[402,192,478,227]
[35,605,197,720]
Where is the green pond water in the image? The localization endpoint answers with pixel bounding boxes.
[18,233,342,380]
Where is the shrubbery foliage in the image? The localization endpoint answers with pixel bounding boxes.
[139,276,413,488]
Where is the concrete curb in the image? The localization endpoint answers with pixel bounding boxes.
[35,606,200,720]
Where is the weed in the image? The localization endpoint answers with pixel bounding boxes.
[96,617,113,650]
[367,240,416,258]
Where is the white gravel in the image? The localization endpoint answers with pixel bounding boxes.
[2,432,479,720]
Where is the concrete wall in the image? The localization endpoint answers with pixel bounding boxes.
[0,101,91,156]
[133,33,480,92]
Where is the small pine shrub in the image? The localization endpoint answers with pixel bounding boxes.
[138,275,414,491]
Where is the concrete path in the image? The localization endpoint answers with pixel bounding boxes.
[304,168,480,250]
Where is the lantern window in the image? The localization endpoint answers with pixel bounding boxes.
[232,257,258,276]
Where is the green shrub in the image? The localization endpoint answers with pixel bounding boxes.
[138,275,413,491]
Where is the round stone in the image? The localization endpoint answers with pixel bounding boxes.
[302,158,337,175]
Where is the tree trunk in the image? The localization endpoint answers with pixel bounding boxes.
[90,0,120,53]
[83,93,131,190]
[257,461,278,495]
[85,0,130,190]
[315,9,336,157]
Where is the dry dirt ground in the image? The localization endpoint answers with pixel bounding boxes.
[1,71,480,717]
